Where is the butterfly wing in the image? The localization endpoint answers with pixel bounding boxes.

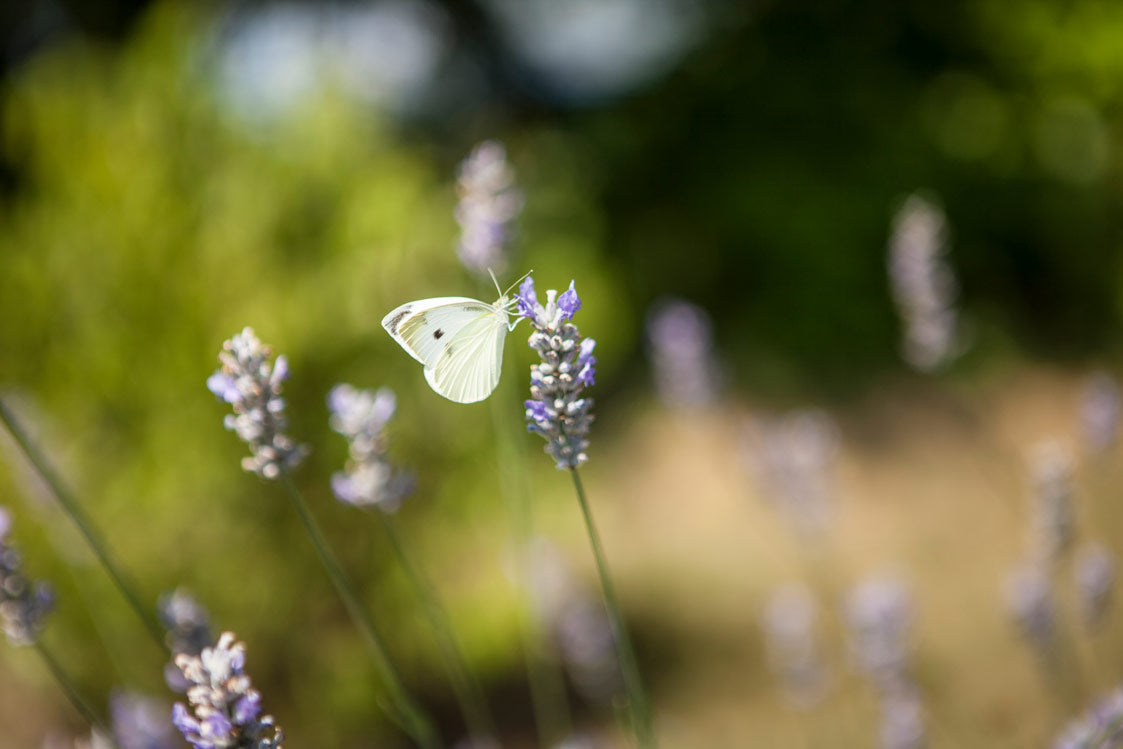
[382,297,493,367]
[423,311,509,403]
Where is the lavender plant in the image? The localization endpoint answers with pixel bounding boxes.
[1028,442,1076,563]
[454,140,523,277]
[109,690,178,749]
[845,578,927,749]
[208,330,438,747]
[886,192,961,372]
[159,588,213,691]
[207,327,308,480]
[0,506,105,734]
[1005,563,1057,655]
[645,298,720,409]
[328,382,494,744]
[0,399,165,649]
[761,584,827,708]
[1054,687,1123,748]
[743,409,839,540]
[1080,372,1121,455]
[171,632,283,749]
[517,276,654,747]
[1075,544,1115,630]
[0,506,54,648]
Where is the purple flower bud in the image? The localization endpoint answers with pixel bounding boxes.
[518,277,539,319]
[526,400,551,425]
[206,373,242,404]
[172,703,198,735]
[234,692,262,723]
[558,281,582,321]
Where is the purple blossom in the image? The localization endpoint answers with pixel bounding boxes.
[521,276,596,469]
[208,328,307,480]
[109,690,177,749]
[327,384,412,512]
[645,298,720,408]
[517,277,538,319]
[1055,687,1123,748]
[0,507,54,647]
[558,281,581,321]
[1076,544,1115,629]
[1006,563,1056,653]
[455,140,523,276]
[172,632,282,749]
[887,192,961,372]
[159,589,213,692]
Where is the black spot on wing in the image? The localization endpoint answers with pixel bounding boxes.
[434,329,444,340]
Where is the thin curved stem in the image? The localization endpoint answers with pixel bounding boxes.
[377,510,495,743]
[0,399,166,653]
[34,640,112,740]
[569,467,655,748]
[279,476,440,749]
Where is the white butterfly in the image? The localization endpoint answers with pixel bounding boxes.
[382,274,525,404]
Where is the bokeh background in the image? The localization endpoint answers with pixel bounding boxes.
[2,0,1123,746]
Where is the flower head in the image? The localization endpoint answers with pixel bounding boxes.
[521,277,596,469]
[645,298,720,409]
[327,384,413,512]
[845,578,913,690]
[110,690,178,749]
[1028,441,1076,562]
[455,140,523,276]
[208,328,308,480]
[172,632,282,749]
[887,192,961,372]
[159,589,214,691]
[1075,544,1115,629]
[1055,688,1123,749]
[1006,563,1056,653]
[0,506,54,647]
[762,584,827,708]
[1081,371,1121,455]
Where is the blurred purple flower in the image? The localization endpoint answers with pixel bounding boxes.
[109,690,177,749]
[761,584,828,708]
[645,298,720,409]
[1076,544,1115,629]
[0,506,54,647]
[1005,563,1056,653]
[455,141,523,276]
[1081,371,1120,455]
[887,192,961,372]
[208,327,308,480]
[1028,441,1076,563]
[327,384,413,512]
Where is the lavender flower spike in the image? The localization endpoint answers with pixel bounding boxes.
[0,506,54,647]
[328,384,413,512]
[455,140,524,276]
[208,327,308,480]
[172,632,283,749]
[110,690,178,749]
[520,277,597,469]
[159,589,213,691]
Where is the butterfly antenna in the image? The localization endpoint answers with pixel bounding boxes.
[501,269,534,298]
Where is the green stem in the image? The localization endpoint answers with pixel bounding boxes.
[34,640,111,740]
[489,388,573,745]
[279,477,440,749]
[377,511,495,743]
[569,467,656,748]
[0,399,166,653]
